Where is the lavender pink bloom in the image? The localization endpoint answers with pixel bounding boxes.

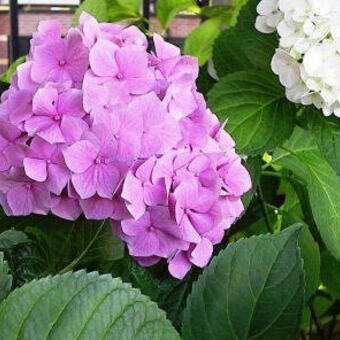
[0,12,251,279]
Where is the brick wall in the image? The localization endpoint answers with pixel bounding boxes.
[0,9,200,74]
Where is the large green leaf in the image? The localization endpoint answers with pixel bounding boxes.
[308,107,340,176]
[184,18,222,66]
[321,251,340,299]
[74,0,108,26]
[213,0,277,78]
[0,252,12,303]
[157,0,199,29]
[208,70,296,155]
[298,226,320,301]
[273,127,340,261]
[182,225,304,340]
[0,270,179,339]
[280,182,320,301]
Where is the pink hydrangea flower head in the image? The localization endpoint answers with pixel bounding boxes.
[0,12,251,280]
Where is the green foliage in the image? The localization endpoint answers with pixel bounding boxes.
[74,0,140,26]
[0,252,12,303]
[308,107,340,176]
[298,226,320,301]
[182,225,305,339]
[0,229,29,249]
[208,70,296,155]
[184,18,222,66]
[0,270,179,339]
[273,127,340,262]
[157,0,199,29]
[321,251,340,300]
[74,0,108,25]
[106,0,141,22]
[0,56,26,83]
[213,0,276,78]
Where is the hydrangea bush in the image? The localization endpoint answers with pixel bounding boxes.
[0,13,251,279]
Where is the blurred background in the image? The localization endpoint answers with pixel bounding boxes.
[0,0,230,74]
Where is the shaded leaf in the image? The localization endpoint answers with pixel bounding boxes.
[208,70,296,155]
[0,252,12,303]
[0,229,29,250]
[308,107,340,176]
[182,225,304,339]
[273,127,340,262]
[321,251,340,300]
[213,0,276,77]
[0,271,179,339]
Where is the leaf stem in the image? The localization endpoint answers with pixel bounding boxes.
[257,186,273,233]
[59,220,107,275]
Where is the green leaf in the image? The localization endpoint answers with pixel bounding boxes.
[0,229,29,249]
[208,70,296,155]
[200,5,234,22]
[0,56,26,83]
[73,0,108,26]
[106,0,141,22]
[308,107,340,176]
[157,0,199,29]
[0,252,12,303]
[213,0,277,78]
[0,270,180,339]
[321,251,340,299]
[184,18,222,66]
[298,226,320,301]
[182,225,304,340]
[273,127,340,262]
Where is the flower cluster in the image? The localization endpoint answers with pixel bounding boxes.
[0,12,251,278]
[255,0,340,116]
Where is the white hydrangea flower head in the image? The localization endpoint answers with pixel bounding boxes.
[256,0,340,116]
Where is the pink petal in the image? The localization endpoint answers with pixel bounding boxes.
[168,251,192,279]
[32,87,58,116]
[190,238,213,268]
[89,39,119,77]
[23,157,47,182]
[128,231,159,257]
[71,166,97,199]
[47,163,70,195]
[24,116,54,136]
[116,45,148,78]
[63,140,98,173]
[37,123,65,144]
[51,196,82,221]
[121,172,145,220]
[154,34,180,60]
[96,164,121,199]
[7,185,35,216]
[80,196,114,219]
[57,88,85,117]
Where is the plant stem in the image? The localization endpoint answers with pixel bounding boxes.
[308,301,326,340]
[262,171,282,178]
[59,220,107,275]
[257,186,273,233]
